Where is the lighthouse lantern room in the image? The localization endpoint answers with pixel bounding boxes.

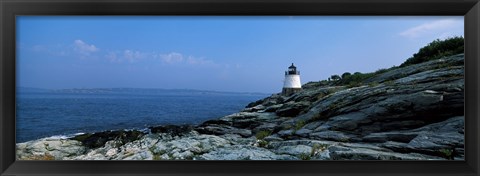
[282,63,302,96]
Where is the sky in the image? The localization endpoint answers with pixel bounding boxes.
[16,16,464,94]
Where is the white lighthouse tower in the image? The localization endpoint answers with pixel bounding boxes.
[282,63,302,96]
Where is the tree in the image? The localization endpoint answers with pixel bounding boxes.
[341,72,351,79]
[330,75,341,81]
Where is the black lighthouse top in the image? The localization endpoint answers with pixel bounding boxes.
[285,63,300,75]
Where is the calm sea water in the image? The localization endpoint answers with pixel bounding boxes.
[16,88,268,143]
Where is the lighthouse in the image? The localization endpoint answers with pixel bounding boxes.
[282,63,302,96]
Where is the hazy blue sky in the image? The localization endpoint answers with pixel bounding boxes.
[17,16,464,93]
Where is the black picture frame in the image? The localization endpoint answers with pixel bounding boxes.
[1,0,479,176]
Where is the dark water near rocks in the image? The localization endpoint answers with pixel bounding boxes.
[16,88,268,143]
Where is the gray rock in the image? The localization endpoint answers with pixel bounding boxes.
[294,128,312,137]
[16,138,86,160]
[263,134,284,142]
[362,132,418,143]
[328,145,444,160]
[264,104,284,112]
[268,140,335,150]
[252,123,278,134]
[221,134,256,145]
[408,132,464,151]
[123,151,154,160]
[277,130,294,138]
[309,131,351,142]
[274,145,312,156]
[242,104,266,112]
[302,121,324,130]
[197,145,297,160]
[276,101,310,117]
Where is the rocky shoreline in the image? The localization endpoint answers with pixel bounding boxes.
[16,54,465,160]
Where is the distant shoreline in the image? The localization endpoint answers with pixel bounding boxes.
[17,87,274,96]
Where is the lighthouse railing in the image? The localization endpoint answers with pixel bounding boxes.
[287,71,300,75]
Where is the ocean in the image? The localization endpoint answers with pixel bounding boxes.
[16,88,268,143]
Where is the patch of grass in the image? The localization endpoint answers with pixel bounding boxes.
[241,156,251,160]
[258,140,269,148]
[328,101,341,111]
[167,153,174,159]
[299,153,311,160]
[368,82,379,87]
[325,89,337,95]
[197,143,205,150]
[347,81,362,88]
[409,81,418,88]
[433,62,454,70]
[283,125,293,130]
[255,130,272,140]
[339,138,350,143]
[153,154,162,160]
[384,80,395,86]
[313,92,326,101]
[294,120,306,131]
[439,148,454,160]
[311,143,329,156]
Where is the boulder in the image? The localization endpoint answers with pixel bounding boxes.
[17,138,86,160]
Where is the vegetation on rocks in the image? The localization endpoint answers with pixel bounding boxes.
[400,36,464,67]
[303,37,464,89]
[255,130,272,140]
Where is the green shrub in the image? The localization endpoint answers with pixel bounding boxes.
[328,101,341,110]
[384,80,395,86]
[299,153,312,160]
[347,81,362,88]
[258,140,269,148]
[400,36,464,67]
[330,74,341,81]
[439,148,454,160]
[368,82,379,87]
[434,62,454,70]
[311,143,329,156]
[283,124,292,130]
[335,72,375,87]
[153,154,162,160]
[375,68,389,75]
[341,72,351,79]
[294,120,306,131]
[255,130,272,140]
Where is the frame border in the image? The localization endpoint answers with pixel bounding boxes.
[1,0,479,176]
